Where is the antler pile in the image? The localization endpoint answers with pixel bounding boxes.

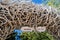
[0,2,60,40]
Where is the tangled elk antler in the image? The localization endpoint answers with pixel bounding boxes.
[0,2,60,40]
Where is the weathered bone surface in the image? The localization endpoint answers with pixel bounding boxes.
[0,3,60,40]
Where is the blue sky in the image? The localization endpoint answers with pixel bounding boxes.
[32,0,43,4]
[32,0,46,4]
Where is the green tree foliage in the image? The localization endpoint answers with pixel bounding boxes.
[47,0,60,10]
[20,31,55,40]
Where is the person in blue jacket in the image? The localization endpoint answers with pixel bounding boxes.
[13,29,22,40]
